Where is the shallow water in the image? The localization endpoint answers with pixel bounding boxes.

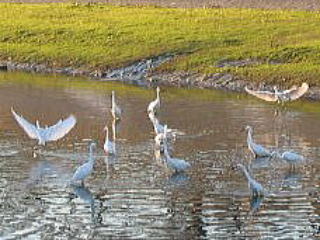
[0,71,320,239]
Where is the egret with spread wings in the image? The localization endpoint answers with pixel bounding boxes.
[11,107,76,146]
[245,83,309,103]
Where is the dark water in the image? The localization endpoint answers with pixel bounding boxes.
[0,71,320,239]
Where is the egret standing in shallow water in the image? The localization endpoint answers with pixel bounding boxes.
[236,163,264,197]
[147,86,160,114]
[11,107,76,146]
[245,125,275,158]
[111,91,122,121]
[163,125,190,172]
[148,111,176,141]
[277,151,304,167]
[103,126,115,155]
[245,82,309,104]
[72,142,97,186]
[148,111,165,134]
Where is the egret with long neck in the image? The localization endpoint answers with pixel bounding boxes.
[163,125,190,172]
[104,126,115,155]
[245,125,275,158]
[237,163,264,197]
[72,142,97,186]
[147,86,161,114]
[111,91,122,121]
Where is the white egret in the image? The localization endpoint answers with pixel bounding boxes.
[148,111,164,134]
[11,107,76,146]
[111,91,122,121]
[163,125,190,172]
[246,125,275,158]
[103,126,115,155]
[147,86,160,114]
[148,111,176,138]
[163,146,190,172]
[154,124,167,152]
[72,142,96,186]
[245,82,309,103]
[155,132,165,149]
[236,163,264,197]
[277,151,304,166]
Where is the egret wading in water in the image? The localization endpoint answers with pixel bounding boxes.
[163,125,190,172]
[11,107,76,146]
[154,124,167,153]
[148,111,166,134]
[277,151,304,167]
[148,112,176,140]
[245,125,275,158]
[147,86,160,114]
[111,91,122,121]
[155,131,165,152]
[72,142,97,186]
[245,82,309,104]
[103,126,115,155]
[236,163,264,197]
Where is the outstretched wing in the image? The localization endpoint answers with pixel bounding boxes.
[282,85,298,94]
[245,86,278,102]
[11,107,38,139]
[45,115,76,141]
[287,82,309,100]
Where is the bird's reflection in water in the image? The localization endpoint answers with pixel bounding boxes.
[103,155,117,177]
[168,172,190,186]
[250,196,264,214]
[154,148,164,162]
[29,160,52,184]
[72,185,101,224]
[0,144,19,157]
[245,196,264,224]
[250,156,271,170]
[26,154,58,185]
[282,170,302,189]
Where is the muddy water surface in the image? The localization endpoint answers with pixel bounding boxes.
[0,71,320,239]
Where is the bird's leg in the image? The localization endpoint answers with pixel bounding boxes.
[273,108,279,118]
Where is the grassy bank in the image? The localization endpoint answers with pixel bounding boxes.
[1,3,320,86]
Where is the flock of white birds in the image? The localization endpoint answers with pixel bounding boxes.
[11,82,309,196]
[238,82,309,196]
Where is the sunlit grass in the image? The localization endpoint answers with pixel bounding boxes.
[1,3,320,85]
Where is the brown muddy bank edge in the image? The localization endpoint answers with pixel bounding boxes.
[0,59,319,101]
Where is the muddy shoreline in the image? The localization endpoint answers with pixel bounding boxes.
[1,59,319,101]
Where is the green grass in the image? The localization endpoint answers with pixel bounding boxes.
[1,3,320,86]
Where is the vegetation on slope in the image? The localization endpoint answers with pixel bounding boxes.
[1,3,320,86]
